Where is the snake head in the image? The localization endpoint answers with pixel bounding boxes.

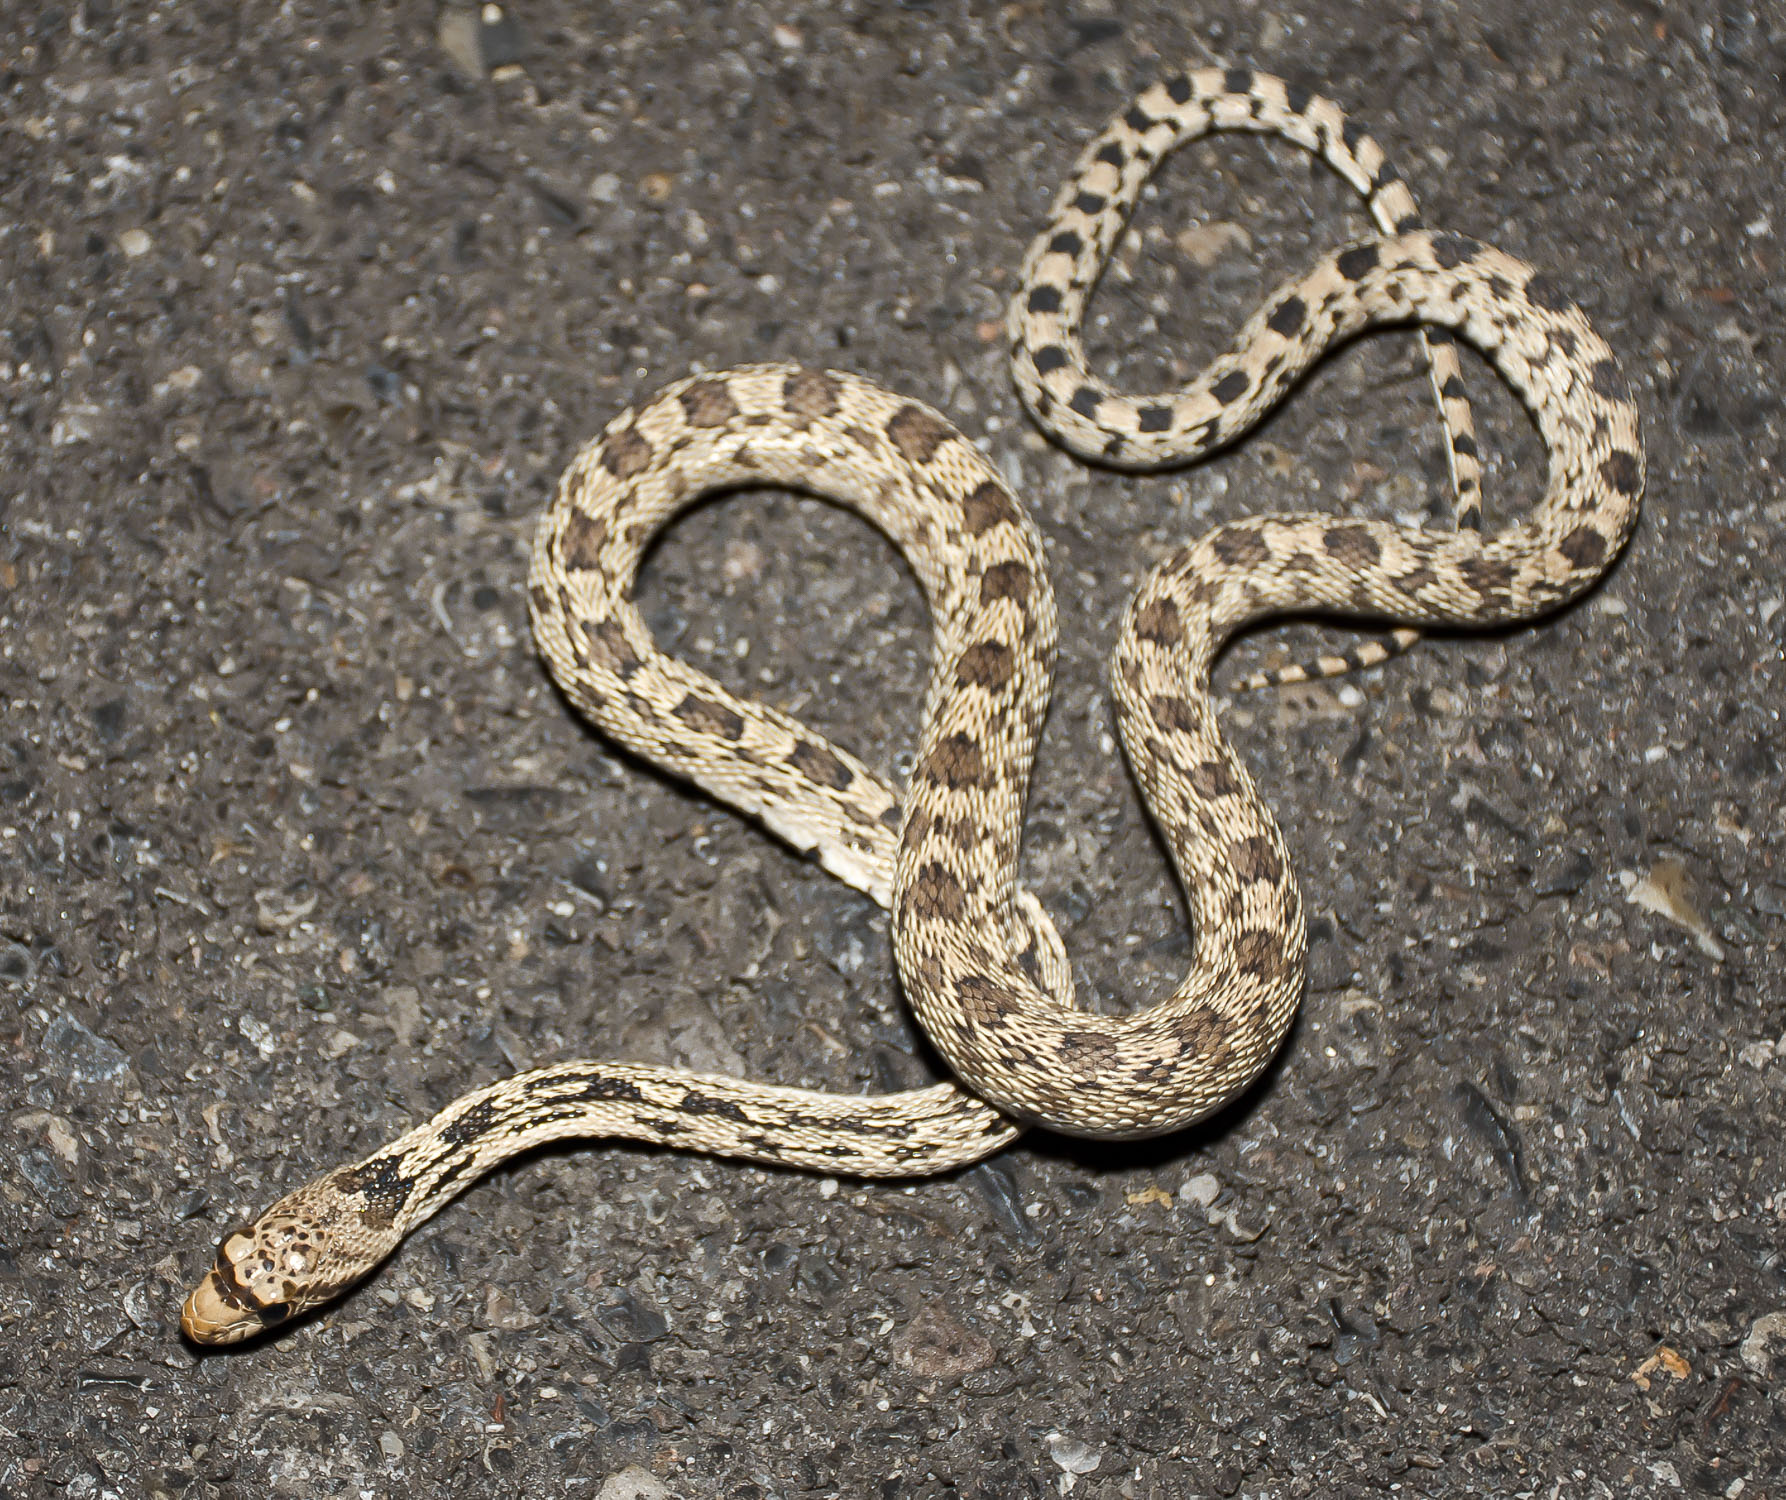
[181,1221,310,1345]
[181,1166,405,1345]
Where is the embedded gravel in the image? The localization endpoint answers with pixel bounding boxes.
[2,2,1783,1497]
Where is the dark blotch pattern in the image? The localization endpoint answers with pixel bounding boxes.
[1558,524,1607,570]
[1232,927,1292,981]
[1601,450,1641,496]
[923,732,986,791]
[1173,1007,1232,1064]
[674,693,744,741]
[560,508,607,570]
[601,426,652,478]
[783,369,841,419]
[887,404,957,465]
[1211,526,1270,567]
[1335,243,1380,281]
[1133,597,1182,645]
[585,618,642,678]
[789,738,854,790]
[1266,295,1307,337]
[1149,694,1197,735]
[1032,345,1070,375]
[1430,233,1477,269]
[560,1071,647,1104]
[1060,1029,1122,1068]
[955,641,1015,690]
[336,1156,416,1221]
[1190,759,1240,799]
[1523,273,1571,313]
[960,480,1018,535]
[1231,834,1284,884]
[679,378,739,427]
[980,560,1031,604]
[1210,370,1250,405]
[1027,285,1062,315]
[1396,564,1439,598]
[1590,359,1628,403]
[1459,555,1516,602]
[1322,524,1382,569]
[957,972,1025,1021]
[906,861,967,922]
[676,1090,750,1122]
[900,806,932,852]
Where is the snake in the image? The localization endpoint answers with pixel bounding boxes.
[181,68,1643,1343]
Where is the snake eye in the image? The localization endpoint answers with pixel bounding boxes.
[256,1301,294,1326]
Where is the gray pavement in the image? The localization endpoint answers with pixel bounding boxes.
[1,2,1782,1495]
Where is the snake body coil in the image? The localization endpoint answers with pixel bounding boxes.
[182,70,1642,1344]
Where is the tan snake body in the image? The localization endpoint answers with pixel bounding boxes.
[181,69,1643,1343]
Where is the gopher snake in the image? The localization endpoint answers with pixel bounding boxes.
[182,69,1642,1343]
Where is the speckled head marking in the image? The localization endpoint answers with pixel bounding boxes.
[185,68,1641,1343]
[181,1167,407,1344]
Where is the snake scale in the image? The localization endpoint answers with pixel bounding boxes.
[182,69,1642,1343]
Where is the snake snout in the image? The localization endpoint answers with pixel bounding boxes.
[179,1224,302,1345]
[180,1268,287,1345]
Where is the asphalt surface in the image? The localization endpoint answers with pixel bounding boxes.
[2,2,1783,1496]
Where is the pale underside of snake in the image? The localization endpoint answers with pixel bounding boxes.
[182,67,1643,1343]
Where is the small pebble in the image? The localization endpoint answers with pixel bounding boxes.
[1046,1432,1101,1476]
[596,1467,672,1500]
[1180,1172,1220,1208]
[42,1013,130,1084]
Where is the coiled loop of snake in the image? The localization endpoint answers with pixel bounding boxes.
[181,69,1641,1345]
